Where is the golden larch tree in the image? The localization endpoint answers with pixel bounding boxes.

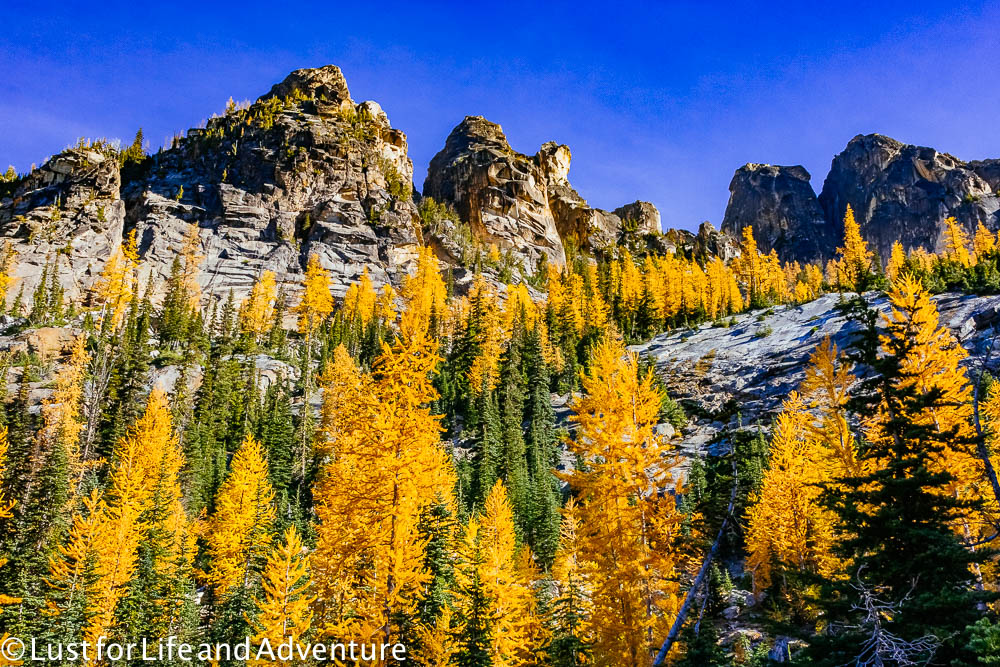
[0,242,15,312]
[206,435,276,598]
[942,216,972,268]
[0,425,21,662]
[249,525,314,665]
[295,254,334,337]
[872,274,982,508]
[745,392,840,593]
[564,336,681,666]
[973,222,996,260]
[179,222,204,308]
[886,240,906,283]
[834,204,873,290]
[400,246,447,338]
[478,482,538,666]
[240,270,278,341]
[312,330,455,650]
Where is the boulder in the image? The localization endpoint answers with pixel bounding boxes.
[22,326,82,359]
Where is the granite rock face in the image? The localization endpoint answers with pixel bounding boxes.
[423,117,567,273]
[0,146,125,304]
[633,290,1000,464]
[122,64,422,303]
[818,134,1000,261]
[0,65,427,306]
[424,117,663,269]
[721,163,831,263]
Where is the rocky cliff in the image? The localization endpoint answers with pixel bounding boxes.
[0,146,124,302]
[1,67,673,304]
[818,133,1000,261]
[723,134,1000,264]
[721,163,832,262]
[123,65,423,302]
[423,116,663,273]
[1,65,426,305]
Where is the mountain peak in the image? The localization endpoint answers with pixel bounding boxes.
[259,64,352,104]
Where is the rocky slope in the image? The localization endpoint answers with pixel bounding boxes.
[723,134,1000,264]
[633,290,1000,464]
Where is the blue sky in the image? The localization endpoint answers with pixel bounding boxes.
[2,2,999,231]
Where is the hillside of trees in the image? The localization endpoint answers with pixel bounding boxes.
[1,196,1000,665]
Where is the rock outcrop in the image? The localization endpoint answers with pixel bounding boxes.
[818,134,1000,261]
[721,163,831,263]
[123,65,422,302]
[423,117,663,270]
[613,201,661,236]
[0,146,125,303]
[632,290,1000,464]
[695,221,740,261]
[423,117,568,273]
[0,65,430,306]
[726,134,1000,264]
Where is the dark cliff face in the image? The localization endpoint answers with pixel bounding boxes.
[818,134,1000,261]
[721,163,832,263]
[724,134,1000,264]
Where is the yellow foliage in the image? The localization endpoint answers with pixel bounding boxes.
[834,204,873,289]
[342,267,379,326]
[248,525,314,666]
[295,254,334,337]
[38,336,89,477]
[48,389,190,641]
[873,274,980,501]
[0,242,15,311]
[400,246,447,339]
[312,330,454,647]
[467,277,505,393]
[240,270,278,340]
[93,247,134,329]
[413,607,460,667]
[564,336,681,665]
[206,435,276,597]
[180,222,203,309]
[745,393,840,593]
[943,216,972,268]
[886,240,906,283]
[471,482,541,666]
[974,222,996,261]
